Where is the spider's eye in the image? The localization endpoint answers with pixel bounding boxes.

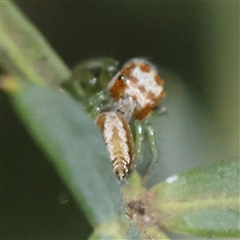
[118,75,124,80]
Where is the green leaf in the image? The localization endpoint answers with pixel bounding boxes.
[8,81,125,226]
[149,158,240,237]
[2,2,141,237]
[144,228,170,240]
[2,1,70,86]
[88,220,142,240]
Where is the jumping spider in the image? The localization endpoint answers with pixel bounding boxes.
[62,57,166,183]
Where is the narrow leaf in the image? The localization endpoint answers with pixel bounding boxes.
[149,159,240,237]
[8,81,124,226]
[2,1,70,86]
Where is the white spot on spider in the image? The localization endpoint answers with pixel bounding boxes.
[127,65,164,108]
[166,175,178,184]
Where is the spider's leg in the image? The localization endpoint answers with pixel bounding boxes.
[152,104,167,116]
[143,120,159,178]
[62,57,119,108]
[134,120,145,166]
[88,90,110,119]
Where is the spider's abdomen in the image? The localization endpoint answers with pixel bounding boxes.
[95,112,134,182]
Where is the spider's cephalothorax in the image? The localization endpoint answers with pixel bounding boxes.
[107,58,166,120]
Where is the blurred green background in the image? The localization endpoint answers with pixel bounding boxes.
[2,1,239,239]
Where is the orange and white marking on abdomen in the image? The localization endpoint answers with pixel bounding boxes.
[95,112,135,182]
